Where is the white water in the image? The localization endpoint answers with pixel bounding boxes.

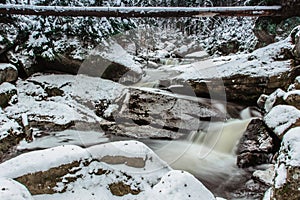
[149,118,252,196]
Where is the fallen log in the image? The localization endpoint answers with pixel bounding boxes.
[0,5,282,18]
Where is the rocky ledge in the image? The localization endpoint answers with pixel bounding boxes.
[0,141,216,200]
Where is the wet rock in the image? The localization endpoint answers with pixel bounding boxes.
[0,63,18,84]
[105,87,226,139]
[272,127,300,200]
[0,178,34,200]
[0,82,17,108]
[264,105,300,139]
[237,119,279,168]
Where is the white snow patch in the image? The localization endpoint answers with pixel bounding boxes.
[264,105,300,137]
[0,82,16,94]
[0,63,17,71]
[0,178,33,200]
[264,89,286,112]
[280,127,300,166]
[274,163,287,188]
[147,170,215,200]
[0,145,89,178]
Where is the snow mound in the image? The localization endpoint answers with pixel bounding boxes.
[148,170,215,200]
[264,105,300,138]
[0,178,33,200]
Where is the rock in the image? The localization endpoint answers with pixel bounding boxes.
[216,40,240,55]
[236,119,279,168]
[284,90,300,109]
[291,25,300,60]
[0,109,23,162]
[104,87,226,139]
[263,88,286,112]
[79,41,143,84]
[4,74,124,131]
[0,82,17,108]
[169,37,299,105]
[0,141,215,199]
[252,165,275,186]
[272,127,300,200]
[0,63,18,84]
[264,105,300,139]
[0,178,34,200]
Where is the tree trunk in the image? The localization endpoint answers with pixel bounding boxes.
[0,5,282,18]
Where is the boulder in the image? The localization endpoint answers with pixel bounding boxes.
[0,82,17,108]
[272,127,300,200]
[78,41,143,84]
[0,141,216,200]
[0,178,34,200]
[284,90,300,109]
[103,87,227,139]
[236,119,280,168]
[4,74,124,131]
[168,37,299,105]
[0,63,18,84]
[262,89,286,112]
[264,105,300,139]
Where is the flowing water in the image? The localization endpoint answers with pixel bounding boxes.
[146,119,253,199]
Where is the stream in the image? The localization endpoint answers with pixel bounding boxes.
[15,54,263,199]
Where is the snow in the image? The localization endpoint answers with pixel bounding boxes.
[4,74,125,126]
[263,188,273,200]
[264,105,300,137]
[90,41,143,75]
[279,127,300,167]
[0,178,34,200]
[0,140,216,200]
[253,166,274,186]
[185,50,209,59]
[17,130,109,150]
[274,163,287,188]
[147,170,215,200]
[174,38,292,80]
[0,63,17,71]
[0,109,21,140]
[264,89,286,112]
[0,145,89,178]
[0,82,16,94]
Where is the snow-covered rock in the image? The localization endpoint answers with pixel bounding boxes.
[106,87,226,139]
[167,36,297,104]
[0,178,33,200]
[148,170,215,200]
[284,90,300,109]
[272,127,300,200]
[0,63,18,84]
[0,141,216,200]
[80,41,143,84]
[4,74,124,130]
[253,165,275,186]
[263,89,286,113]
[264,105,300,138]
[0,82,17,108]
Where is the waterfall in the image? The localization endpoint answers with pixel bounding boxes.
[151,118,252,193]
